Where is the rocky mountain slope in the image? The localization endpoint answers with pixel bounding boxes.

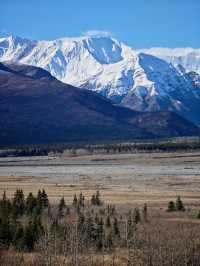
[0,62,198,145]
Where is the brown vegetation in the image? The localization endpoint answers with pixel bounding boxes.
[1,189,200,266]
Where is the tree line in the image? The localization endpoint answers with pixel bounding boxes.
[1,137,200,157]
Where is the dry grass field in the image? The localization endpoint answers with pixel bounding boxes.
[0,151,200,208]
[1,150,200,266]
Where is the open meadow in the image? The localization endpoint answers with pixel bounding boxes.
[0,150,200,207]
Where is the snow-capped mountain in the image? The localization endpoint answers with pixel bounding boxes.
[0,35,138,101]
[0,34,200,124]
[138,47,200,74]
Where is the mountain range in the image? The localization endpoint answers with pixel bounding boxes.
[0,35,200,125]
[0,62,198,145]
[0,35,200,126]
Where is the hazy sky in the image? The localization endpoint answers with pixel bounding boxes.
[1,0,199,48]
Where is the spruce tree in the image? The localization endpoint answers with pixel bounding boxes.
[96,217,104,251]
[113,217,120,237]
[13,224,24,250]
[133,208,141,224]
[167,201,176,212]
[23,220,35,251]
[0,218,12,246]
[143,203,148,222]
[58,196,66,217]
[106,215,111,228]
[41,189,49,208]
[26,193,37,215]
[34,190,44,215]
[85,214,95,245]
[77,212,85,235]
[0,191,12,218]
[33,215,43,239]
[110,205,116,216]
[176,196,185,211]
[91,194,96,205]
[73,194,78,207]
[95,190,101,206]
[95,213,100,224]
[2,191,7,204]
[37,189,42,204]
[79,192,85,207]
[66,206,70,216]
[106,233,113,250]
[23,216,42,251]
[127,213,133,240]
[12,189,25,217]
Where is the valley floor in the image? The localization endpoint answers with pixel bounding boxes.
[1,151,200,266]
[0,151,200,208]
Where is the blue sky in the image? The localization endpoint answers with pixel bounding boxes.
[1,0,199,48]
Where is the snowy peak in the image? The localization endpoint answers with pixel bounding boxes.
[82,36,123,64]
[138,47,200,74]
[0,35,35,62]
[0,34,200,124]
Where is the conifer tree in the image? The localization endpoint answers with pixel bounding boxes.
[106,232,113,250]
[66,206,70,216]
[0,191,12,218]
[133,207,141,224]
[95,213,100,224]
[143,203,148,222]
[58,196,66,217]
[167,201,176,212]
[113,217,120,237]
[176,196,185,211]
[85,214,95,244]
[76,204,81,214]
[79,192,85,207]
[35,190,44,215]
[127,213,133,240]
[77,212,85,241]
[95,190,101,206]
[91,194,96,205]
[23,216,43,251]
[0,218,12,246]
[2,190,6,202]
[12,189,25,217]
[13,224,24,250]
[107,204,111,215]
[110,205,116,216]
[41,189,49,208]
[37,190,42,204]
[23,220,35,251]
[73,194,78,207]
[96,217,104,251]
[26,193,37,215]
[106,215,111,228]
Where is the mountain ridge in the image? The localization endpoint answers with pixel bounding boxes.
[0,62,198,145]
[0,34,200,124]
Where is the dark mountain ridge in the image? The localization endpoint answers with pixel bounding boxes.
[0,62,198,145]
